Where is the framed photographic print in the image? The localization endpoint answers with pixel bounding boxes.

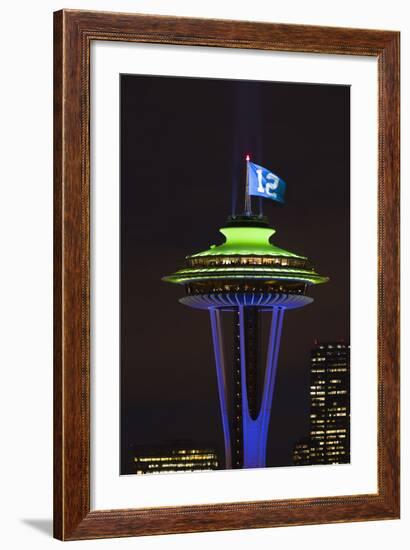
[54,9,400,540]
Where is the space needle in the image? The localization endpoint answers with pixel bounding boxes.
[163,157,328,469]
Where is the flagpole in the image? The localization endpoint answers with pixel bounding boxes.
[245,155,251,215]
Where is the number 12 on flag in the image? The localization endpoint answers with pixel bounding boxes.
[248,161,286,204]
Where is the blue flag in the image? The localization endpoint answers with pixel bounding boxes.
[248,161,286,204]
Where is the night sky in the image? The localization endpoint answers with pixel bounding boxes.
[120,74,350,474]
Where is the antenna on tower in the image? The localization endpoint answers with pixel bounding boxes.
[244,154,252,215]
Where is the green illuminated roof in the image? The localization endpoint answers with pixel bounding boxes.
[163,220,328,288]
[191,226,305,259]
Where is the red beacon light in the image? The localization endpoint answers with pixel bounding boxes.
[245,154,251,162]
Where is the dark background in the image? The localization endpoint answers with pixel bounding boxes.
[120,74,350,474]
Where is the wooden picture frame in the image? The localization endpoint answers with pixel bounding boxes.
[53,9,400,541]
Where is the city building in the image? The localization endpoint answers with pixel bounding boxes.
[293,341,350,466]
[133,442,219,475]
[163,203,328,469]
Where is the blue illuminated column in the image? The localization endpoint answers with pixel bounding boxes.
[209,308,232,469]
[204,294,311,469]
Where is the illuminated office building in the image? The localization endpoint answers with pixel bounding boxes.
[133,443,219,475]
[163,212,328,469]
[293,341,350,466]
